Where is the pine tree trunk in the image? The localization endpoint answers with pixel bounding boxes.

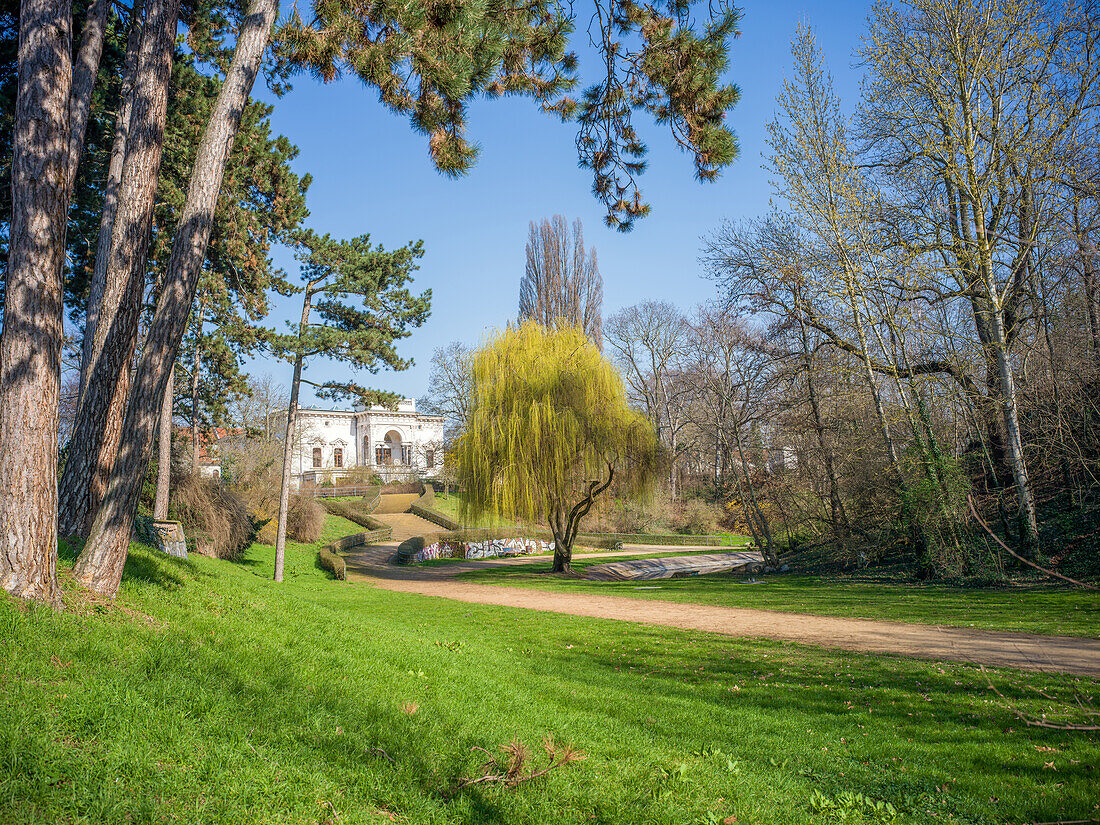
[74,0,280,596]
[66,0,108,189]
[274,349,305,583]
[153,367,173,520]
[0,0,72,603]
[190,324,201,475]
[77,0,144,406]
[59,0,179,538]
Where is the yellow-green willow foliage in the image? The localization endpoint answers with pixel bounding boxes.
[454,322,659,570]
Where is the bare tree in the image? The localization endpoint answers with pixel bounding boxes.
[604,300,693,496]
[519,215,603,346]
[420,341,473,439]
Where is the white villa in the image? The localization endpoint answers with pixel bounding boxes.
[290,398,445,487]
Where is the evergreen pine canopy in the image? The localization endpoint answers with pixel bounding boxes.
[276,0,742,230]
[455,323,659,567]
[274,229,431,409]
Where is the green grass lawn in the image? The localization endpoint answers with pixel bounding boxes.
[430,492,523,528]
[456,558,1100,637]
[1,516,1097,824]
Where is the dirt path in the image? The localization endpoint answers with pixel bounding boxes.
[370,511,441,543]
[373,494,420,514]
[343,544,1100,677]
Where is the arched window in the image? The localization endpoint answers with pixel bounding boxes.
[333,448,343,468]
[312,447,322,468]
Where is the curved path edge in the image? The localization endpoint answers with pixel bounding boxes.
[342,543,1100,678]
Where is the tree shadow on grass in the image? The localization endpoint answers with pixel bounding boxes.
[59,537,192,591]
[120,546,192,590]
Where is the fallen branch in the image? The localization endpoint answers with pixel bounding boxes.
[967,496,1097,590]
[368,747,396,764]
[453,736,585,791]
[981,667,1100,732]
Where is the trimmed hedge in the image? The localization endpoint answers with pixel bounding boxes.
[410,502,462,531]
[575,532,744,547]
[320,499,393,542]
[407,482,464,531]
[317,544,347,580]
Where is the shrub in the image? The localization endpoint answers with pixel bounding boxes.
[381,480,422,494]
[287,495,324,543]
[317,544,347,579]
[616,498,654,533]
[673,498,721,535]
[257,517,278,545]
[320,499,391,536]
[170,473,258,560]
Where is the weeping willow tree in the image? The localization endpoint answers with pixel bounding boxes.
[454,323,660,572]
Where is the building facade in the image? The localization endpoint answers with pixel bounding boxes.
[290,398,445,487]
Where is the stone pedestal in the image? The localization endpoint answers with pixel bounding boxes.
[151,520,188,559]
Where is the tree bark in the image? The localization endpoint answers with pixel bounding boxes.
[77,0,145,406]
[153,367,173,520]
[274,286,315,582]
[65,0,109,190]
[0,0,72,603]
[190,313,202,475]
[74,0,280,596]
[549,469,612,573]
[795,308,848,537]
[59,0,179,538]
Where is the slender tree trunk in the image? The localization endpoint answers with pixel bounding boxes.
[976,251,1039,552]
[190,318,202,475]
[0,0,72,603]
[275,287,314,581]
[59,0,180,537]
[153,367,173,520]
[733,423,775,565]
[796,312,847,535]
[66,0,108,188]
[1077,235,1100,374]
[73,0,279,596]
[77,0,144,406]
[275,348,305,582]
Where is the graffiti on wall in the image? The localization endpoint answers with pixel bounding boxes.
[412,536,554,563]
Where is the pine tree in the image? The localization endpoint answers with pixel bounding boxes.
[271,230,430,582]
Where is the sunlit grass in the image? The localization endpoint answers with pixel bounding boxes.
[0,515,1095,823]
[457,561,1100,637]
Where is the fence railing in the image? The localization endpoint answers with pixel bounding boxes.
[302,484,379,499]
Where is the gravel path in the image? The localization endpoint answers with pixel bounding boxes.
[341,542,1100,677]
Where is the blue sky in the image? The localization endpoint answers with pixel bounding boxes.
[249,0,870,405]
